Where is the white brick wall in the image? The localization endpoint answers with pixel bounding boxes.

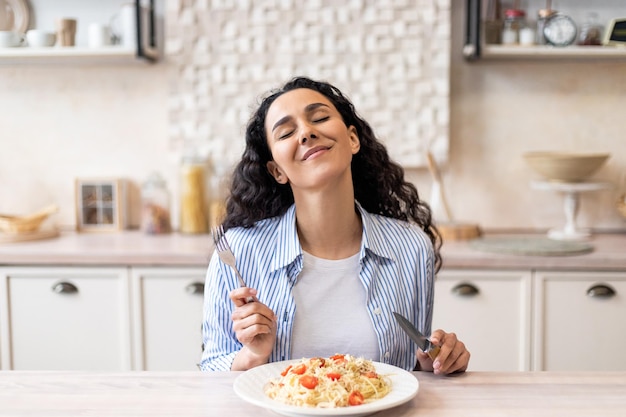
[167,0,450,167]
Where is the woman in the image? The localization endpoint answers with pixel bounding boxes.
[200,77,470,374]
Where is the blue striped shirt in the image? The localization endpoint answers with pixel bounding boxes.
[199,202,435,371]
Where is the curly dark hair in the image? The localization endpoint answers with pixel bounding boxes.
[223,76,441,271]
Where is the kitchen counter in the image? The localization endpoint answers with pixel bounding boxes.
[441,233,626,271]
[0,370,624,416]
[0,230,625,270]
[0,230,213,266]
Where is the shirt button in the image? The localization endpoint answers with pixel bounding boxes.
[384,352,390,358]
[373,308,382,315]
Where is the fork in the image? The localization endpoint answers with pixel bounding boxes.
[211,225,254,303]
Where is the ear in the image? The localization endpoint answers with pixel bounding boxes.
[348,125,360,155]
[267,161,288,184]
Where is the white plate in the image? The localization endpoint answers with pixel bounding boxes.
[233,360,419,417]
[0,0,30,33]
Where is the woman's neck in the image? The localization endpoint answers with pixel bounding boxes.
[294,192,362,260]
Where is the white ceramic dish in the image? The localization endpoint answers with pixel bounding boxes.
[233,359,419,417]
[0,0,30,33]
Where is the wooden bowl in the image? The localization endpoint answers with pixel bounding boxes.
[0,205,58,234]
[618,195,626,219]
[524,152,610,182]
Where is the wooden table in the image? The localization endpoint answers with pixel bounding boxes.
[1,371,625,416]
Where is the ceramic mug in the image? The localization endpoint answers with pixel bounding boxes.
[0,31,25,47]
[87,23,111,48]
[26,30,57,47]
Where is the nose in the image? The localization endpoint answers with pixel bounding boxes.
[300,132,317,145]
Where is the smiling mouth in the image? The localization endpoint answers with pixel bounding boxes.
[302,146,331,161]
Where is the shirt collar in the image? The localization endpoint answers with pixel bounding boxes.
[269,202,396,273]
[356,202,397,263]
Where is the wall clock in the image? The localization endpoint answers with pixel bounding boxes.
[543,14,578,46]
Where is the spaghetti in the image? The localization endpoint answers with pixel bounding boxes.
[265,354,392,408]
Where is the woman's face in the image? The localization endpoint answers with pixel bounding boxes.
[264,88,360,190]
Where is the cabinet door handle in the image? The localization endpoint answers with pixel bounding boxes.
[452,282,479,297]
[52,282,78,294]
[185,282,204,295]
[586,284,616,299]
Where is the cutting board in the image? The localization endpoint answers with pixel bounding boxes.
[0,228,60,244]
[469,236,594,256]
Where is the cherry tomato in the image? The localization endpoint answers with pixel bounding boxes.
[280,365,292,377]
[348,391,364,406]
[330,354,346,365]
[362,371,378,378]
[291,364,307,375]
[299,375,319,389]
[326,372,341,381]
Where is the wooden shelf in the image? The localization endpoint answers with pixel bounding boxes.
[480,44,626,60]
[0,45,157,65]
[464,0,626,61]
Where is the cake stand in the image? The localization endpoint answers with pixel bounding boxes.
[530,180,612,240]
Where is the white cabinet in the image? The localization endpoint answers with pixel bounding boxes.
[0,267,132,371]
[130,267,206,371]
[0,265,206,371]
[532,271,626,371]
[433,270,532,371]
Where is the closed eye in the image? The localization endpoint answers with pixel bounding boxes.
[278,130,295,140]
[312,116,329,123]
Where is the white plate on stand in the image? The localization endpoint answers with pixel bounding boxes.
[530,180,612,241]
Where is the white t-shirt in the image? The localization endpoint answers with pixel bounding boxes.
[290,251,380,361]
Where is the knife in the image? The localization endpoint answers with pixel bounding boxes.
[393,311,441,361]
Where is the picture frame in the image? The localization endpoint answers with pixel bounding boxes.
[75,178,128,232]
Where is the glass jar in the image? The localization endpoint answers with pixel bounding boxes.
[179,155,209,234]
[578,12,603,46]
[208,160,229,230]
[141,172,172,234]
[502,8,527,45]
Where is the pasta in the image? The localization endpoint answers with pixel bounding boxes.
[265,354,392,408]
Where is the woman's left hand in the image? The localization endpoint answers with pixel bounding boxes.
[416,329,470,375]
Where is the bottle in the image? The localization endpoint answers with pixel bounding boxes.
[179,155,209,234]
[483,0,503,45]
[140,172,172,234]
[502,8,527,45]
[536,8,557,45]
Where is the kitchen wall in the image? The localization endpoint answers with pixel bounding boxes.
[0,1,624,233]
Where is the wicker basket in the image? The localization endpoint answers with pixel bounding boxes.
[0,205,58,234]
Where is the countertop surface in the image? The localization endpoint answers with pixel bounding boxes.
[0,230,213,266]
[0,370,624,416]
[0,230,625,270]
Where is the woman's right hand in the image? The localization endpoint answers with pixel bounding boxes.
[229,287,277,370]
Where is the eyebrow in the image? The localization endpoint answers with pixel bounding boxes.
[271,102,330,132]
